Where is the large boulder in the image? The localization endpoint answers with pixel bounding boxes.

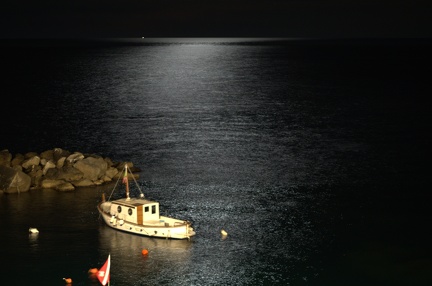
[67,152,85,164]
[0,149,12,167]
[56,182,75,192]
[105,167,119,179]
[71,178,95,187]
[53,148,71,162]
[11,153,25,167]
[0,165,31,193]
[40,149,54,161]
[40,179,67,189]
[45,165,84,181]
[42,160,56,175]
[73,157,108,181]
[22,156,41,169]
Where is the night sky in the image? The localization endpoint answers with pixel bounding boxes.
[1,0,431,39]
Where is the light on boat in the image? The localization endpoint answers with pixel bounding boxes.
[221,229,228,236]
[63,277,72,284]
[29,227,39,233]
[88,268,98,274]
[141,249,149,256]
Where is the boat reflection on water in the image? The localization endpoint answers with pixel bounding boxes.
[98,225,193,284]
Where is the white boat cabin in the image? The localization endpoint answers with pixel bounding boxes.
[106,198,160,225]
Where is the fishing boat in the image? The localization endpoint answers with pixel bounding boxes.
[97,165,195,240]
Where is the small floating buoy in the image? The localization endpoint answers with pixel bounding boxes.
[29,227,39,234]
[221,229,228,236]
[63,277,72,284]
[88,268,98,274]
[141,249,149,256]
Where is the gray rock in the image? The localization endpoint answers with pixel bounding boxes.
[42,160,56,175]
[53,148,71,162]
[71,178,94,187]
[74,157,107,181]
[67,152,85,163]
[56,157,66,168]
[56,182,75,192]
[0,149,12,167]
[11,153,25,167]
[41,179,67,189]
[0,165,31,193]
[56,165,84,181]
[22,156,41,169]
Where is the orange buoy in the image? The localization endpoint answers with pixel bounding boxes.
[88,268,98,274]
[141,248,149,256]
[63,277,72,284]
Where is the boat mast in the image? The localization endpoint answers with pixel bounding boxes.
[124,165,130,200]
[120,164,145,199]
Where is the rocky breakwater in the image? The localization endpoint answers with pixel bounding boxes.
[0,148,140,194]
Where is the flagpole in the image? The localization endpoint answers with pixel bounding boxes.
[108,252,110,286]
[124,165,130,200]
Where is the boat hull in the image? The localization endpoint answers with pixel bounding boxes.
[97,203,195,240]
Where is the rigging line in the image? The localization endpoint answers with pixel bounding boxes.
[127,165,145,198]
[98,167,122,219]
[107,166,124,201]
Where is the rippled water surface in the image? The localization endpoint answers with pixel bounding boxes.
[1,38,431,285]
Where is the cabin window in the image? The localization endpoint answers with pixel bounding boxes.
[128,208,133,216]
[117,206,122,213]
[145,206,149,212]
[152,205,156,214]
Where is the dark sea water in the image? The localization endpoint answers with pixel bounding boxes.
[1,38,431,285]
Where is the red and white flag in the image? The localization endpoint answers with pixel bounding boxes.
[97,254,111,285]
[122,166,128,184]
